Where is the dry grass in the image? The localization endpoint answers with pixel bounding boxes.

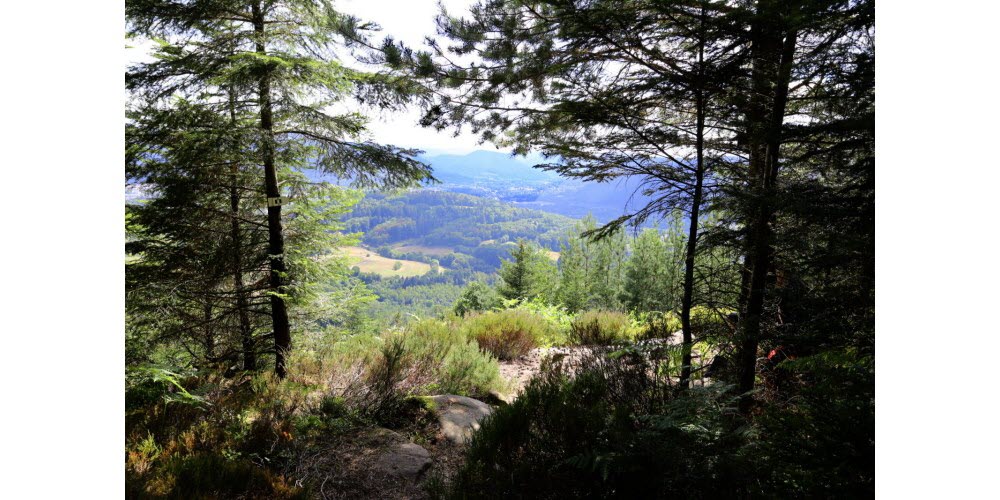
[340,246,439,277]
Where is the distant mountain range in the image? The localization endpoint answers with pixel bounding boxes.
[127,149,659,225]
[418,150,655,224]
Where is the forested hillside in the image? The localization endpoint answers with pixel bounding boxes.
[345,190,573,269]
[125,0,874,498]
[414,151,657,222]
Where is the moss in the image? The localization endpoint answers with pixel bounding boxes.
[408,395,438,412]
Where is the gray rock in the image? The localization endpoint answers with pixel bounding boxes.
[374,442,432,481]
[429,394,493,444]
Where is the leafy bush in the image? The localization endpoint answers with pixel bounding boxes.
[689,306,734,343]
[462,309,553,360]
[635,311,681,340]
[749,349,875,497]
[568,310,631,345]
[511,297,572,346]
[437,341,502,396]
[453,281,502,317]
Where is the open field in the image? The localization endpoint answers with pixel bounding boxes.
[340,246,439,277]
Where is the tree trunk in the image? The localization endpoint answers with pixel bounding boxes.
[203,301,215,360]
[230,170,256,371]
[253,1,291,378]
[680,12,708,389]
[736,1,798,414]
[228,88,256,371]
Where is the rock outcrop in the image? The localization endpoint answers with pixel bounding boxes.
[428,394,493,444]
[374,442,432,481]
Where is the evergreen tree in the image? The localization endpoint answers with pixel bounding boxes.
[126,94,371,371]
[497,240,558,302]
[390,0,743,386]
[399,0,871,394]
[126,0,433,376]
[556,215,627,312]
[621,220,685,314]
[126,99,270,369]
[718,0,874,412]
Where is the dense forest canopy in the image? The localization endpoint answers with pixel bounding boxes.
[123,0,874,497]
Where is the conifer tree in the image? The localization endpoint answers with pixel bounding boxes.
[497,240,558,302]
[387,0,743,387]
[126,0,433,376]
[621,218,686,314]
[556,215,628,312]
[396,0,871,394]
[126,99,270,369]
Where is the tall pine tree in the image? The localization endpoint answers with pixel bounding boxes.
[127,0,433,376]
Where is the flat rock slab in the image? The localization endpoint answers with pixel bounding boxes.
[374,442,432,481]
[429,394,493,444]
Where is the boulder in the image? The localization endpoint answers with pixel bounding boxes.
[429,394,493,444]
[374,442,432,481]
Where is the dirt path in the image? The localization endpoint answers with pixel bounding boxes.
[497,332,716,398]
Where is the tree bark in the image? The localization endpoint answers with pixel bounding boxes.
[203,300,215,360]
[253,1,291,378]
[736,0,798,414]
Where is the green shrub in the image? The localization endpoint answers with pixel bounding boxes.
[463,309,553,360]
[568,310,631,345]
[512,297,572,346]
[636,311,681,340]
[403,319,504,397]
[442,352,744,499]
[453,281,502,317]
[689,306,734,344]
[437,341,502,395]
[360,336,410,421]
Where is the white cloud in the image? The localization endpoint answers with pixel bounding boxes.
[338,0,500,155]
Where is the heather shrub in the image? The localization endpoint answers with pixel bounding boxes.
[462,309,553,360]
[146,452,305,499]
[568,310,631,345]
[512,297,572,346]
[437,340,503,396]
[636,311,682,340]
[441,351,744,499]
[404,319,504,396]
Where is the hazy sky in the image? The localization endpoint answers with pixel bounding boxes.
[338,0,491,155]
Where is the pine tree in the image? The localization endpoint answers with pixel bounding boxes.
[391,0,744,387]
[126,0,433,376]
[126,99,271,369]
[497,240,558,302]
[400,0,871,395]
[556,215,628,312]
[621,217,686,314]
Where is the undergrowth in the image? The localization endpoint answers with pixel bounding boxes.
[462,309,554,360]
